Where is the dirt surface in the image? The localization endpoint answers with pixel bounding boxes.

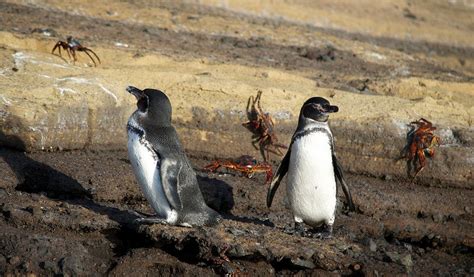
[0,0,473,276]
[0,148,473,276]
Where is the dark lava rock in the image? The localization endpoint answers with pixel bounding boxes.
[227,244,247,258]
[59,256,88,276]
[299,46,336,61]
[39,260,58,273]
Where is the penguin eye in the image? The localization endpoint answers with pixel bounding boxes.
[312,103,324,112]
[137,97,148,112]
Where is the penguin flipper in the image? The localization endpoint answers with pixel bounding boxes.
[159,158,182,211]
[332,154,355,211]
[267,149,290,208]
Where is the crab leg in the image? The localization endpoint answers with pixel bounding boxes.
[64,45,72,60]
[81,49,98,66]
[84,48,101,64]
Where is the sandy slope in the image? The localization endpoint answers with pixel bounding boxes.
[0,0,473,275]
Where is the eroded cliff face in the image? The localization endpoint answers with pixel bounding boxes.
[1,0,472,183]
[0,1,473,275]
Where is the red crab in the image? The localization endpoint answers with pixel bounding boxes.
[403,118,441,178]
[242,91,287,161]
[52,36,101,66]
[203,155,273,183]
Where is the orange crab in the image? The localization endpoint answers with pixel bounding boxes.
[242,91,287,161]
[203,155,273,183]
[404,118,441,178]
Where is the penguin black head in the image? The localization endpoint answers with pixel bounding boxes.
[127,86,172,127]
[300,97,338,123]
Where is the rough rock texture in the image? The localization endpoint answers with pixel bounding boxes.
[0,1,472,186]
[0,149,472,276]
[0,0,473,275]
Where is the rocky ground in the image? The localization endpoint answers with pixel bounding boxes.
[0,0,473,276]
[1,148,473,276]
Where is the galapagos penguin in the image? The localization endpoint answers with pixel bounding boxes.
[267,97,354,238]
[126,86,221,227]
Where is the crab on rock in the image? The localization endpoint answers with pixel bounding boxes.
[242,90,287,161]
[52,36,101,66]
[403,118,441,178]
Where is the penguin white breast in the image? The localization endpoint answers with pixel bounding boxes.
[286,131,337,226]
[127,130,176,222]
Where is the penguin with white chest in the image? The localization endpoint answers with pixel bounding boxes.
[267,97,354,238]
[126,86,221,227]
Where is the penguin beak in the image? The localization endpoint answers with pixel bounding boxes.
[327,105,339,113]
[127,86,149,112]
[126,86,145,100]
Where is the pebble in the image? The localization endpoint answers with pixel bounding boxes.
[417,210,428,218]
[302,248,316,259]
[8,256,20,265]
[335,242,349,252]
[400,254,413,268]
[26,206,43,217]
[369,239,377,252]
[432,213,444,223]
[291,257,315,269]
[40,260,57,272]
[405,225,415,233]
[226,227,247,237]
[21,260,31,271]
[0,255,6,268]
[227,245,247,258]
[384,251,400,263]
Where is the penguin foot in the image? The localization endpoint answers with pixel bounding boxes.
[310,224,333,240]
[294,221,306,236]
[134,216,168,225]
[128,210,168,225]
[283,222,307,237]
